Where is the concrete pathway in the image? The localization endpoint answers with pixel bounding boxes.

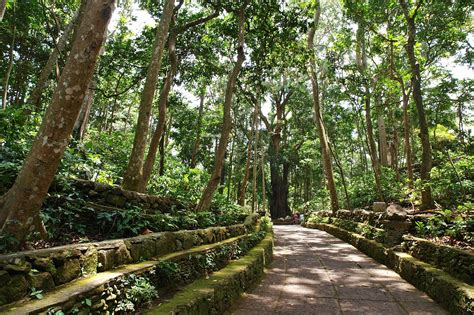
[230,225,448,315]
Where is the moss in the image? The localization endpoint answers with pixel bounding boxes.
[54,258,81,284]
[146,233,273,315]
[1,274,28,303]
[27,271,55,291]
[81,247,98,276]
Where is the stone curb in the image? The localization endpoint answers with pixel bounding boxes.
[305,223,474,314]
[146,232,274,314]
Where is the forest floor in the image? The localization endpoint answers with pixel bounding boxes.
[229,225,447,315]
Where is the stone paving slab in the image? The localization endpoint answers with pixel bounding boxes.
[230,225,448,315]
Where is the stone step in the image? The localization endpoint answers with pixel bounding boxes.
[0,235,248,314]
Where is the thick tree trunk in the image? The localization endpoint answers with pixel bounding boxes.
[308,2,339,212]
[195,6,247,211]
[400,0,434,209]
[269,159,291,219]
[27,7,81,111]
[0,0,114,245]
[122,0,174,191]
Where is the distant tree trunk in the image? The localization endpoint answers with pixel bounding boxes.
[356,22,384,201]
[308,1,339,212]
[2,22,15,110]
[27,7,81,112]
[261,148,267,213]
[0,0,114,246]
[196,5,247,211]
[190,92,205,168]
[251,99,260,212]
[0,0,7,21]
[329,142,351,209]
[226,138,235,202]
[400,0,434,209]
[260,88,292,219]
[72,79,96,141]
[238,138,252,206]
[122,0,174,191]
[377,107,389,167]
[158,121,166,176]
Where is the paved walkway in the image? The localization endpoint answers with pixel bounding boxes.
[230,225,447,315]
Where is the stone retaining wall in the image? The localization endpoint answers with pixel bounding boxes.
[402,235,474,285]
[146,231,274,314]
[68,179,185,212]
[310,207,412,246]
[0,216,258,306]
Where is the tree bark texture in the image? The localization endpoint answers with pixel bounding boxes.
[0,0,115,245]
[195,6,247,211]
[0,0,7,21]
[122,0,174,191]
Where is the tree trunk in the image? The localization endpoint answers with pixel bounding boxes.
[400,0,434,209]
[251,99,260,212]
[195,6,247,211]
[27,7,81,112]
[190,92,205,168]
[356,22,384,201]
[0,0,7,21]
[307,1,339,212]
[378,108,389,167]
[139,11,218,192]
[72,79,96,141]
[261,148,267,213]
[0,0,114,245]
[238,138,252,206]
[2,23,15,110]
[122,0,174,191]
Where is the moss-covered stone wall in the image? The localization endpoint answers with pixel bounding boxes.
[146,232,274,314]
[0,219,255,307]
[402,235,474,285]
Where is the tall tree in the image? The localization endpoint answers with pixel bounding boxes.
[399,0,434,209]
[138,9,220,192]
[122,0,174,191]
[307,1,339,212]
[196,3,247,211]
[0,0,115,245]
[356,21,384,201]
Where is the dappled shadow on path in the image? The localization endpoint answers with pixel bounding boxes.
[229,225,448,315]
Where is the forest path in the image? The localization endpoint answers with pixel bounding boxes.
[229,225,447,315]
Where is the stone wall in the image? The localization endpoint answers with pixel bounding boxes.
[68,179,185,213]
[402,235,474,285]
[309,205,412,246]
[0,218,256,306]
